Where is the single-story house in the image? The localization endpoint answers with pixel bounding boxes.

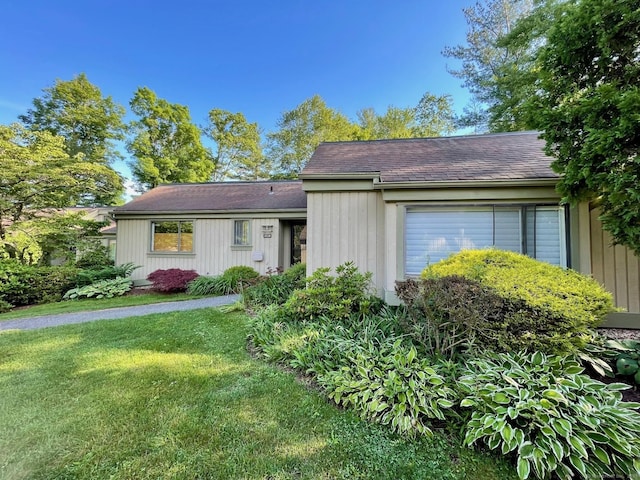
[112,181,307,279]
[112,131,639,326]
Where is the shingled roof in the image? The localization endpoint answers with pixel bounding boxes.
[113,180,306,214]
[301,131,557,183]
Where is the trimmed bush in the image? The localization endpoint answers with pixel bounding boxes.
[420,250,615,354]
[244,263,307,307]
[0,260,79,306]
[222,266,259,288]
[147,268,199,293]
[459,351,640,480]
[64,277,133,300]
[396,276,505,359]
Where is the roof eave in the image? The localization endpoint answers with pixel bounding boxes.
[112,207,307,218]
[373,177,559,190]
[299,172,381,181]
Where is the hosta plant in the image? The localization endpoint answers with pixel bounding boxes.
[459,351,640,480]
[64,277,133,300]
[320,340,457,437]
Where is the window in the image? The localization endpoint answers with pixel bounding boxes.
[233,220,250,246]
[151,221,193,252]
[405,205,566,275]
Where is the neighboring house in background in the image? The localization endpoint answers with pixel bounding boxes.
[111,181,307,282]
[112,131,639,326]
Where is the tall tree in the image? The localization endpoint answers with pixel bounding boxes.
[127,87,213,190]
[266,95,359,177]
[0,124,121,259]
[414,93,456,137]
[356,106,417,140]
[442,0,540,132]
[19,73,126,204]
[204,109,269,181]
[526,0,640,255]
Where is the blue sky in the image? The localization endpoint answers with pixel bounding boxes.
[1,0,472,183]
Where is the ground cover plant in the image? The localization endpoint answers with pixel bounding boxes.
[0,309,515,480]
[249,258,640,480]
[186,265,259,296]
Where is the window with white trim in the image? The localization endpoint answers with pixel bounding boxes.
[151,221,193,252]
[405,205,566,275]
[233,219,251,246]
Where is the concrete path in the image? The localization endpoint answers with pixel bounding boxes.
[0,295,241,331]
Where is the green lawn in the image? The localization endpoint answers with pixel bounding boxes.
[0,292,202,321]
[0,309,516,480]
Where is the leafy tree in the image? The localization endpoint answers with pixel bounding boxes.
[442,0,540,132]
[127,87,213,190]
[526,0,640,254]
[356,94,455,140]
[414,93,456,137]
[266,95,359,177]
[0,124,120,260]
[19,73,125,204]
[204,109,269,181]
[356,106,417,140]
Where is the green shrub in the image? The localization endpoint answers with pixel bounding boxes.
[459,351,640,480]
[0,299,13,313]
[186,275,223,296]
[396,276,505,359]
[186,266,260,296]
[0,260,79,306]
[422,250,615,354]
[75,263,139,287]
[222,265,259,287]
[75,245,114,269]
[244,263,307,307]
[283,262,379,321]
[64,277,133,300]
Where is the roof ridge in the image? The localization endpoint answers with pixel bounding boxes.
[317,130,541,147]
[156,179,302,187]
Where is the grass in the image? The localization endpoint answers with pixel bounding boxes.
[0,309,517,480]
[0,292,202,321]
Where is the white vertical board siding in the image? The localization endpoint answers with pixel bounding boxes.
[116,217,282,282]
[196,218,281,275]
[306,191,384,293]
[116,219,152,281]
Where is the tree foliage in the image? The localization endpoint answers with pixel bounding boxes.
[266,95,359,177]
[0,124,119,261]
[204,108,269,181]
[127,87,213,190]
[443,0,540,132]
[414,93,456,137]
[526,0,640,254]
[18,73,126,204]
[356,106,417,140]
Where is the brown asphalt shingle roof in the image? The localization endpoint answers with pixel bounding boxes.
[301,131,557,183]
[113,180,306,214]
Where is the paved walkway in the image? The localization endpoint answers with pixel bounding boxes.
[0,295,241,331]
